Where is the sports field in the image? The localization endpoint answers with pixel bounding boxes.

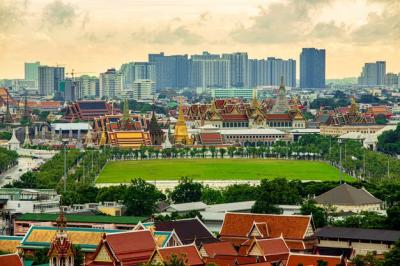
[96,159,353,183]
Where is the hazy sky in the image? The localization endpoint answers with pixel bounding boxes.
[0,0,399,79]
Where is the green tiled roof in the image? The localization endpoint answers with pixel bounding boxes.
[16,213,147,225]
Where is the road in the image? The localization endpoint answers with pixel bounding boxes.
[0,157,45,187]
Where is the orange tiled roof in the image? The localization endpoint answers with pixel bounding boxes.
[106,230,156,264]
[156,244,204,266]
[0,254,23,266]
[250,237,289,258]
[220,213,312,240]
[286,253,343,266]
[201,241,238,257]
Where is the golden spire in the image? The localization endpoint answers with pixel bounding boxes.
[251,89,259,108]
[123,98,130,119]
[177,96,185,123]
[350,96,359,115]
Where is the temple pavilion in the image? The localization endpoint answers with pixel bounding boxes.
[92,99,152,148]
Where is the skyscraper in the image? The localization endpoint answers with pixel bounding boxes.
[189,52,230,88]
[249,57,296,88]
[38,66,65,96]
[99,68,123,99]
[77,75,99,99]
[148,52,189,90]
[222,52,249,88]
[24,62,40,86]
[300,48,326,89]
[358,61,386,86]
[120,62,156,90]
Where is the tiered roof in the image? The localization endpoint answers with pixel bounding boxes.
[0,254,23,266]
[219,213,314,251]
[88,230,157,266]
[149,244,204,266]
[286,253,345,266]
[63,100,114,121]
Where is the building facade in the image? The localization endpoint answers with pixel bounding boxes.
[99,68,123,99]
[38,66,65,96]
[300,48,325,89]
[358,61,386,86]
[24,62,40,87]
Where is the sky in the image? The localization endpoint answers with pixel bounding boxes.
[0,0,399,79]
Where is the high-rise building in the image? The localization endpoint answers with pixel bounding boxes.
[300,48,326,89]
[60,79,79,102]
[148,52,189,90]
[99,68,123,99]
[24,62,40,86]
[38,66,65,96]
[249,57,296,88]
[120,62,156,90]
[130,79,155,100]
[384,73,399,88]
[222,52,249,88]
[358,61,386,86]
[77,75,99,99]
[189,52,230,88]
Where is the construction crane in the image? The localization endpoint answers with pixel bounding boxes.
[65,69,96,80]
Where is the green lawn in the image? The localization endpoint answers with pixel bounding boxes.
[96,159,353,183]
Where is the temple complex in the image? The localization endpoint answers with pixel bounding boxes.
[92,99,152,148]
[318,97,384,136]
[184,79,306,131]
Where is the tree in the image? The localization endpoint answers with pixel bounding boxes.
[227,147,236,158]
[383,240,400,266]
[251,200,282,214]
[219,148,226,158]
[170,177,203,203]
[201,186,224,204]
[300,200,328,228]
[386,205,400,230]
[123,178,165,216]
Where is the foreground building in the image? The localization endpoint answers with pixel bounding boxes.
[219,212,315,252]
[314,183,382,213]
[315,226,400,256]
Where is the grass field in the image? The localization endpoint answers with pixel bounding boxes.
[96,159,353,183]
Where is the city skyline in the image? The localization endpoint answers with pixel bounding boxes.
[0,0,399,79]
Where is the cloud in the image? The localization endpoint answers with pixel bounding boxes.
[0,0,27,30]
[350,2,400,44]
[310,22,346,39]
[132,25,204,45]
[230,0,331,43]
[41,0,77,28]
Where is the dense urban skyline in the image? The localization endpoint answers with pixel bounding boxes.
[0,0,399,79]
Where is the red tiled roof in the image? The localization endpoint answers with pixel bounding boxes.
[286,253,343,266]
[250,238,289,258]
[156,244,203,266]
[106,230,156,265]
[0,254,23,266]
[266,114,291,120]
[285,240,306,251]
[221,114,248,121]
[220,213,312,240]
[199,133,224,145]
[241,263,272,266]
[202,241,237,257]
